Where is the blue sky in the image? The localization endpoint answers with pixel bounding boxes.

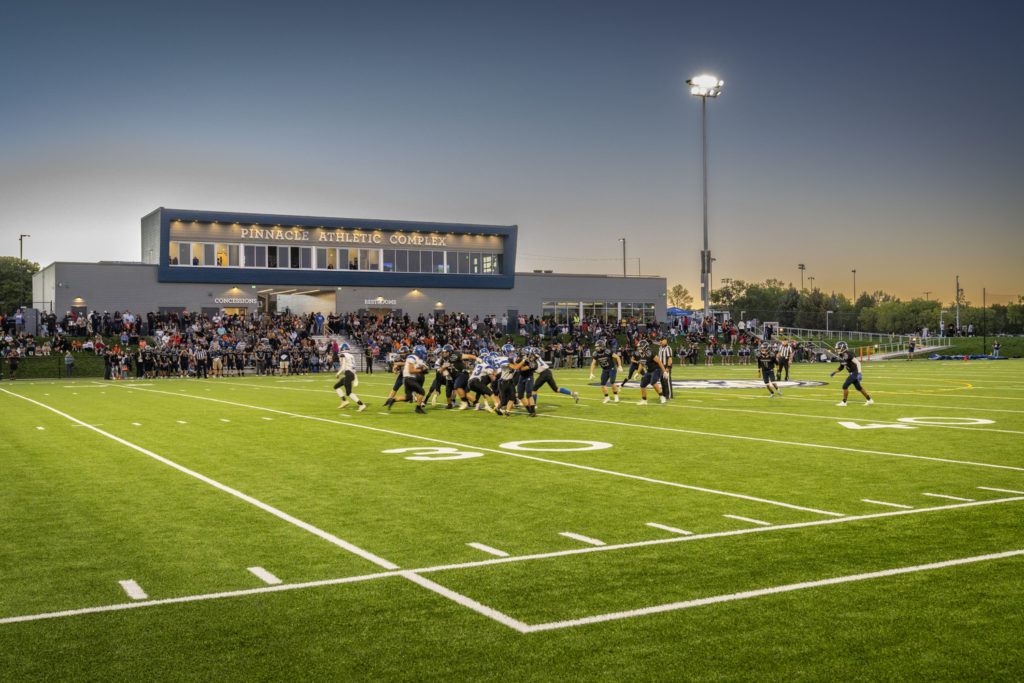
[2,0,1021,305]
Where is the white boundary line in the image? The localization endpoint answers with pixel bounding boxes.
[2,496,1020,628]
[979,486,1024,495]
[399,571,530,633]
[0,388,400,571]
[922,493,974,502]
[539,413,1024,473]
[118,580,148,600]
[103,384,846,517]
[523,549,1024,632]
[248,567,283,585]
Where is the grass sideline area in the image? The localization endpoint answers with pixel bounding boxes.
[2,358,1022,679]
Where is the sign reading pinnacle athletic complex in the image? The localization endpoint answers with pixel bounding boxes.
[237,226,451,246]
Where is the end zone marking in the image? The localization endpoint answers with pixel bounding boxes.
[922,493,974,502]
[248,567,283,585]
[862,499,913,509]
[560,532,606,546]
[724,514,772,527]
[119,580,148,600]
[646,522,694,536]
[467,543,510,557]
[399,571,530,633]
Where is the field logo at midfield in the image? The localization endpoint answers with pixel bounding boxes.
[613,379,827,390]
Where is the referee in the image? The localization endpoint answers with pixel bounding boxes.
[657,338,673,399]
[776,340,794,381]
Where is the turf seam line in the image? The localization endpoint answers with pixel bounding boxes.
[113,384,847,517]
[0,388,400,571]
[521,549,1024,632]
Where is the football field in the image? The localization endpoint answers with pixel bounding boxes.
[2,359,1023,680]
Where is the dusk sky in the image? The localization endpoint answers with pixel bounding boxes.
[2,0,1021,306]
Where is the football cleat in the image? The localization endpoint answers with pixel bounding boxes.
[572,391,580,404]
[659,395,667,403]
[865,399,874,405]
[637,399,647,405]
[357,404,366,412]
[836,401,847,407]
[603,396,610,404]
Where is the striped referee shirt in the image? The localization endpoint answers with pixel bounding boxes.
[657,343,673,368]
[777,344,793,361]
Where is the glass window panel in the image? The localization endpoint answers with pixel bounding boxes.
[367,249,380,271]
[300,248,311,269]
[203,244,215,266]
[290,246,300,268]
[470,253,482,274]
[456,252,468,274]
[279,247,290,268]
[316,248,327,269]
[215,244,228,266]
[394,250,407,272]
[179,243,191,266]
[382,249,395,272]
[228,245,239,266]
[268,247,278,268]
[347,248,359,270]
[191,243,203,265]
[496,253,504,274]
[254,246,266,268]
[169,242,180,265]
[407,251,420,273]
[244,245,255,267]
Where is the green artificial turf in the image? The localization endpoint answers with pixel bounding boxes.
[1,359,1022,680]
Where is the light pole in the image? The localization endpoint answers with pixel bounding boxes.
[798,264,805,289]
[618,238,626,278]
[851,269,857,302]
[19,234,31,308]
[826,310,833,336]
[808,276,815,290]
[687,73,723,318]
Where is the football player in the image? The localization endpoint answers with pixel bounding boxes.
[635,340,667,405]
[756,342,782,397]
[333,343,366,411]
[532,346,579,405]
[382,345,411,410]
[589,339,623,403]
[830,341,874,406]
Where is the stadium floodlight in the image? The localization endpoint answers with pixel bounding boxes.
[827,310,834,335]
[687,73,724,317]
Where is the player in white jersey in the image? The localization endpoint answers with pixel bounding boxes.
[531,349,579,405]
[467,358,501,413]
[398,345,430,414]
[332,343,366,411]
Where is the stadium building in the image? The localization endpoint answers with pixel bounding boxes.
[33,208,666,323]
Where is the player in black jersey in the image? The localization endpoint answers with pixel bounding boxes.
[511,349,539,416]
[635,340,667,404]
[449,350,479,410]
[382,346,410,409]
[621,345,641,383]
[830,341,873,406]
[756,343,782,397]
[589,339,623,403]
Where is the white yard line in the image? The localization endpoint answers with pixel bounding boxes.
[467,543,510,557]
[119,580,148,600]
[0,388,400,571]
[399,571,530,633]
[115,384,846,518]
[978,486,1024,495]
[523,549,1024,633]
[247,566,283,585]
[560,532,606,546]
[861,499,914,509]
[541,413,1024,473]
[3,496,1021,628]
[723,514,772,526]
[922,493,974,502]
[646,523,693,535]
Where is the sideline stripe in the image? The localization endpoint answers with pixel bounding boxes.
[119,580,148,600]
[862,499,913,509]
[111,385,846,518]
[560,532,606,546]
[467,543,510,557]
[248,567,283,585]
[399,571,530,633]
[0,388,399,571]
[524,549,1024,632]
[922,493,974,502]
[541,413,1024,473]
[646,523,693,536]
[3,497,1021,628]
[723,514,772,526]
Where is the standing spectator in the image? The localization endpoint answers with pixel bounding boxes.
[64,350,75,377]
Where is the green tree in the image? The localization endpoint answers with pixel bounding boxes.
[0,257,39,315]
[667,284,693,309]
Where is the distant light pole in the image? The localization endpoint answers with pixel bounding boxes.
[798,264,805,289]
[618,238,626,278]
[687,73,723,317]
[924,291,931,301]
[808,276,815,290]
[851,269,857,302]
[721,277,732,287]
[826,310,834,336]
[19,234,31,307]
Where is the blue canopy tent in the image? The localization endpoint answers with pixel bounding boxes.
[666,308,692,317]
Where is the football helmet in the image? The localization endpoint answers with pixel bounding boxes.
[835,341,848,353]
[339,342,350,352]
[413,344,427,359]
[595,339,606,350]
[501,342,516,356]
